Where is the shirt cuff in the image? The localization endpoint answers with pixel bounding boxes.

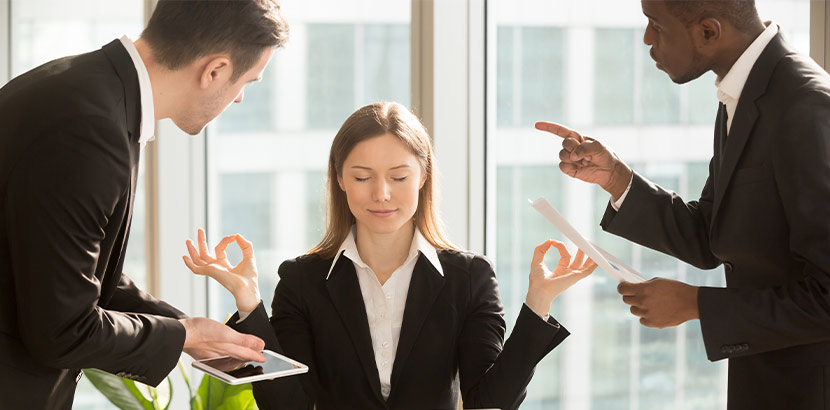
[610,175,634,211]
[523,302,550,322]
[236,310,253,323]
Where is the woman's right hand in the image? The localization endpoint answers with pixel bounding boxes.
[183,228,261,313]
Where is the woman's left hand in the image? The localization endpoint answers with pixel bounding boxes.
[183,228,261,313]
[525,239,597,318]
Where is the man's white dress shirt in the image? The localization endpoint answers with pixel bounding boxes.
[715,21,778,134]
[118,35,155,148]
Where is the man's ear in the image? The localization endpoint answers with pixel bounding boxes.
[199,56,233,90]
[697,17,722,44]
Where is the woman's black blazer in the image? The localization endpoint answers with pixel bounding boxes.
[229,250,569,410]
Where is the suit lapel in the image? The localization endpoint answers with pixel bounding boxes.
[102,39,141,143]
[712,34,790,223]
[325,256,385,404]
[390,255,445,388]
[94,40,141,290]
[712,94,759,221]
[99,40,142,294]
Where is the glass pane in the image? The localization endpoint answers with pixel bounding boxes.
[496,26,565,128]
[594,29,635,125]
[521,27,565,126]
[363,24,410,104]
[685,72,718,125]
[497,27,516,127]
[641,52,680,124]
[10,2,146,409]
[488,0,809,408]
[217,68,276,134]
[307,24,357,129]
[206,0,411,320]
[11,0,143,76]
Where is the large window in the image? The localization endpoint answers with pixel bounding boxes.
[206,0,411,320]
[487,0,809,409]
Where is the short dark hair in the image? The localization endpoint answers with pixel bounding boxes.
[664,0,760,31]
[141,0,290,82]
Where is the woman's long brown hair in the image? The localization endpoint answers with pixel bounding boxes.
[308,102,458,259]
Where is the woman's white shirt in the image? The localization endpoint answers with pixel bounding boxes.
[326,226,443,400]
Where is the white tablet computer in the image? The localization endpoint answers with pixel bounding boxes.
[192,349,308,385]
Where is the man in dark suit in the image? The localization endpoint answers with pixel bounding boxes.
[536,0,830,408]
[0,1,289,408]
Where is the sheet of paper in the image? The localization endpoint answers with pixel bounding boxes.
[529,197,646,283]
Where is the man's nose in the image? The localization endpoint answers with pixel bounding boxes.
[234,89,245,103]
[643,26,655,46]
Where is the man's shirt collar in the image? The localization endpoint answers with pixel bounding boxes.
[326,225,444,280]
[119,35,155,147]
[715,21,778,106]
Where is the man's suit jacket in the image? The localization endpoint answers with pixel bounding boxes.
[230,250,569,410]
[0,40,186,410]
[600,33,830,409]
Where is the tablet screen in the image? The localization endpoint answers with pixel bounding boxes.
[193,349,308,384]
[199,353,297,377]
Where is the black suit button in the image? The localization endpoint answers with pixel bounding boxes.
[721,345,732,354]
[740,343,750,352]
[723,262,734,272]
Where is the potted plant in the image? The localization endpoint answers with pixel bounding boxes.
[83,362,259,410]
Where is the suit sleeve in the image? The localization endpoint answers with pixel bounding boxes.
[5,117,184,386]
[458,256,569,410]
[228,261,315,410]
[697,91,830,360]
[600,168,721,270]
[106,274,187,319]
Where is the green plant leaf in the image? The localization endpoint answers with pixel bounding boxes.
[86,361,258,410]
[196,374,258,410]
[82,369,154,410]
[178,361,194,399]
[141,375,172,410]
[191,395,205,410]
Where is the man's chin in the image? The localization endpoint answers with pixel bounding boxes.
[172,119,208,136]
[669,73,701,85]
[184,126,207,136]
[666,66,709,85]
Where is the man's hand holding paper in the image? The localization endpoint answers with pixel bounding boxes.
[618,278,700,329]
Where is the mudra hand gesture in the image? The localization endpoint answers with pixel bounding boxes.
[525,239,598,317]
[183,228,261,313]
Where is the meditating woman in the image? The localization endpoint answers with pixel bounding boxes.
[183,101,596,409]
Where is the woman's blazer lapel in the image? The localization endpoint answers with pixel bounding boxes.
[390,254,446,388]
[324,255,385,404]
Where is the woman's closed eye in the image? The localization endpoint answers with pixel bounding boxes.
[392,176,408,182]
